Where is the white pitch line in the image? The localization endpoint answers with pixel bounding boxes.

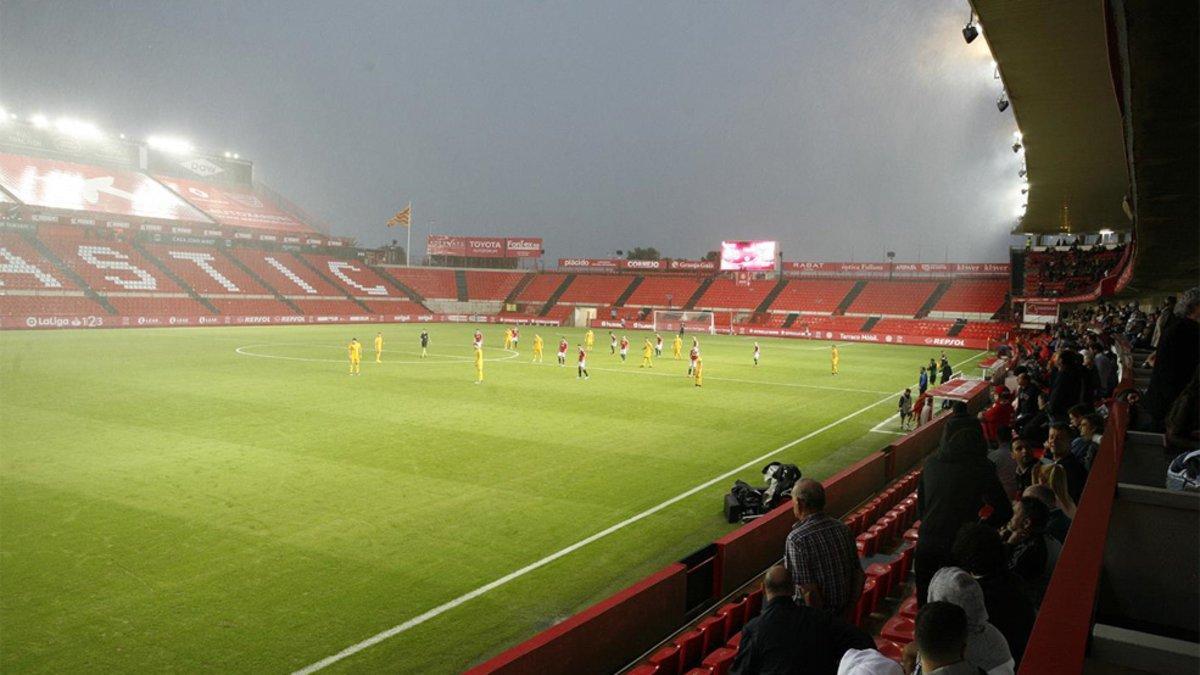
[234,344,520,365]
[291,349,988,674]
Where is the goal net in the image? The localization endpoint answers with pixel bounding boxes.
[652,310,716,335]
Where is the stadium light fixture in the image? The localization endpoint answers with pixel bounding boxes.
[119,133,126,140]
[1013,130,1023,141]
[996,93,1009,112]
[1012,142,1023,154]
[30,114,50,129]
[1099,229,1114,235]
[147,135,194,154]
[54,117,104,140]
[233,153,239,159]
[963,13,979,44]
[1018,167,1027,178]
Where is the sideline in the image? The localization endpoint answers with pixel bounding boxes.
[292,350,988,673]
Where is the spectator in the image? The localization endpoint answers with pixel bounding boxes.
[731,564,873,675]
[1150,295,1178,352]
[899,389,914,431]
[952,523,1035,666]
[999,497,1060,603]
[837,649,903,675]
[1071,414,1104,470]
[978,390,1013,447]
[1022,484,1070,544]
[987,438,1019,499]
[941,358,954,385]
[1047,423,1087,503]
[913,602,976,675]
[1046,350,1086,420]
[1012,373,1040,433]
[1066,403,1091,432]
[1009,439,1040,496]
[1146,288,1200,428]
[1093,347,1117,396]
[1038,463,1078,520]
[784,479,864,620]
[916,403,1013,604]
[928,567,1015,674]
[919,367,929,395]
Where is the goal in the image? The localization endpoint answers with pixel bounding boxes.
[652,310,716,335]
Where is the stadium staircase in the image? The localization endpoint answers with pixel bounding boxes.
[20,231,118,315]
[990,293,1013,322]
[130,240,219,315]
[914,281,951,318]
[454,270,469,302]
[368,265,427,305]
[683,276,716,310]
[780,312,800,328]
[947,318,967,336]
[624,469,925,675]
[219,249,303,314]
[754,278,789,313]
[860,316,881,332]
[293,253,373,313]
[504,272,536,305]
[613,275,644,307]
[833,280,867,315]
[538,273,576,317]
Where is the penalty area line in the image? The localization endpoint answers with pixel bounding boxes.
[291,349,989,674]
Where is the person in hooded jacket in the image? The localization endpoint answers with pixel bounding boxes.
[927,567,1016,675]
[915,402,1013,605]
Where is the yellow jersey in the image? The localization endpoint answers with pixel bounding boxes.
[534,336,544,350]
[349,342,362,360]
[643,341,654,357]
[374,336,383,351]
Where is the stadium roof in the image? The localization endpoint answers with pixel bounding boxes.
[972,0,1130,236]
[975,0,1198,295]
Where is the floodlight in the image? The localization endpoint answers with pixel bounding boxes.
[55,117,103,140]
[1012,142,1022,154]
[1018,168,1027,178]
[963,22,979,44]
[30,114,50,129]
[1099,229,1114,235]
[1013,131,1023,141]
[996,94,1009,112]
[147,135,194,154]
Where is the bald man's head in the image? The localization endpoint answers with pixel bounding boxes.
[791,478,826,518]
[763,564,792,600]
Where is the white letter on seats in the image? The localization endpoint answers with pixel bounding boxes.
[0,247,63,288]
[169,251,239,292]
[77,245,157,290]
[327,261,387,295]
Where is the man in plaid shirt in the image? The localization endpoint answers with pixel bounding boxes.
[784,479,864,620]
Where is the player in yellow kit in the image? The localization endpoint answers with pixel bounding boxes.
[474,346,484,384]
[503,328,513,350]
[693,356,703,387]
[348,338,362,375]
[531,334,544,362]
[374,332,383,363]
[672,334,683,359]
[831,344,840,375]
[640,338,654,368]
[585,329,595,351]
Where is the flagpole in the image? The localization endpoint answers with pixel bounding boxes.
[406,202,412,266]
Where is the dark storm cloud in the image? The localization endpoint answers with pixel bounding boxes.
[0,0,1021,262]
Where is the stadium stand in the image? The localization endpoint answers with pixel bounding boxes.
[957,322,1015,341]
[290,298,369,315]
[845,281,938,317]
[0,233,76,290]
[360,299,434,315]
[105,295,213,317]
[930,279,1009,316]
[767,279,857,314]
[0,294,105,317]
[515,273,569,304]
[624,275,704,309]
[301,254,394,298]
[791,315,869,333]
[1023,245,1125,297]
[207,298,295,316]
[43,235,185,294]
[557,274,635,306]
[380,267,458,300]
[870,318,955,337]
[229,249,341,296]
[693,278,776,311]
[142,243,271,295]
[464,270,527,301]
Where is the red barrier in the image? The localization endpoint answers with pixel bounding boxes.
[465,563,687,675]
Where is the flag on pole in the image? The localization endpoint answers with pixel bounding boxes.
[387,203,412,228]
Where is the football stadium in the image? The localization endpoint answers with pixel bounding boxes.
[1,2,1197,674]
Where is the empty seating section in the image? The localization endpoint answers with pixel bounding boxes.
[769,280,856,313]
[625,276,703,308]
[958,322,1015,340]
[541,305,573,322]
[1024,246,1124,296]
[0,233,77,290]
[628,468,925,673]
[464,271,526,301]
[141,243,270,295]
[515,273,567,303]
[302,254,394,297]
[43,237,184,293]
[792,315,867,332]
[207,298,296,315]
[290,298,367,315]
[871,319,953,336]
[383,268,457,299]
[932,279,1008,314]
[229,249,341,296]
[694,279,775,310]
[105,296,212,316]
[846,281,937,316]
[360,300,430,315]
[557,274,631,305]
[0,295,104,316]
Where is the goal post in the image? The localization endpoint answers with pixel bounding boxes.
[652,310,716,335]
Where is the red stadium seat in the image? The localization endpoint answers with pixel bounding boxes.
[903,527,920,544]
[628,665,662,675]
[701,647,738,675]
[865,561,896,599]
[648,644,682,675]
[716,599,748,635]
[683,669,712,675]
[881,616,916,644]
[874,637,905,662]
[746,589,763,618]
[854,577,879,626]
[855,531,877,558]
[899,594,920,620]
[726,632,742,649]
[677,630,705,671]
[695,615,727,656]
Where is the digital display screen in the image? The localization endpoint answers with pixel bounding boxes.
[719,240,777,271]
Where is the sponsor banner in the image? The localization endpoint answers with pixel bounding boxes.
[784,261,1009,278]
[428,234,467,257]
[146,149,253,186]
[2,312,563,331]
[464,237,506,258]
[1023,301,1059,325]
[558,258,621,271]
[505,237,543,258]
[590,319,656,330]
[155,175,313,233]
[623,259,664,271]
[558,258,715,272]
[0,153,213,222]
[731,325,992,349]
[669,259,717,271]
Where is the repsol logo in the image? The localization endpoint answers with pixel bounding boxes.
[241,316,273,324]
[923,337,966,347]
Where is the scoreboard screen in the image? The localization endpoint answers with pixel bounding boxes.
[719,240,777,271]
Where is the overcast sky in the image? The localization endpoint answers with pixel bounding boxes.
[0,0,1021,262]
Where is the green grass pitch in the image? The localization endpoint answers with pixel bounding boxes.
[0,324,986,673]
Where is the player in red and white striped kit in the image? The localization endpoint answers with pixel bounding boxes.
[557,337,569,366]
[577,344,590,379]
[619,336,630,362]
[688,342,700,376]
[753,341,761,366]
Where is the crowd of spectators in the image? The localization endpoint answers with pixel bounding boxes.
[726,288,1197,674]
[1023,244,1125,297]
